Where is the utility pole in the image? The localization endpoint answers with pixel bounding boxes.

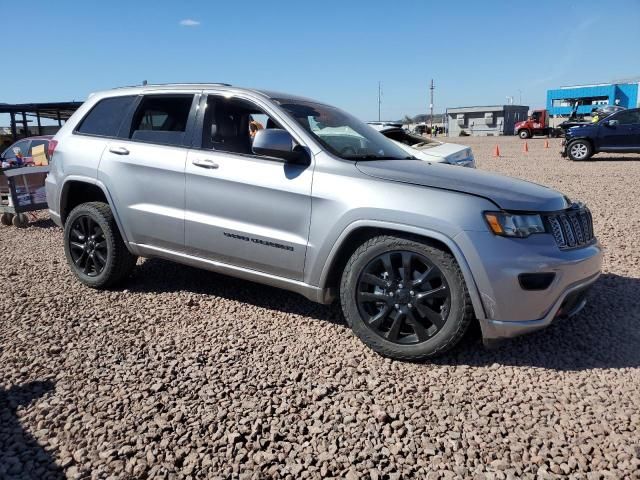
[429,79,435,136]
[378,81,382,122]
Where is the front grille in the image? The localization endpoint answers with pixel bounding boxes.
[545,206,594,250]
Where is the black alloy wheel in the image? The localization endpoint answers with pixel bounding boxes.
[356,250,450,345]
[68,215,109,277]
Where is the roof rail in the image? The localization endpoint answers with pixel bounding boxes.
[112,82,232,90]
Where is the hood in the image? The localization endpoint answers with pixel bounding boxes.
[391,139,474,166]
[356,160,570,211]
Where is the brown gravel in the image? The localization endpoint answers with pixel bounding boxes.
[1,135,639,479]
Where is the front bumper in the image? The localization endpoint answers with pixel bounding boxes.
[480,272,599,341]
[454,230,602,341]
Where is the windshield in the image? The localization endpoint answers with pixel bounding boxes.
[275,99,413,160]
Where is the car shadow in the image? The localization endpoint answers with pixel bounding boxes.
[125,260,640,371]
[28,216,57,229]
[126,258,346,327]
[588,154,640,162]
[0,381,64,479]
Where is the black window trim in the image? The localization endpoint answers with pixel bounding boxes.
[118,93,200,148]
[73,95,138,140]
[190,93,310,165]
[73,92,201,149]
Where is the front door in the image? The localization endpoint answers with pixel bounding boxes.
[599,110,640,150]
[184,93,312,281]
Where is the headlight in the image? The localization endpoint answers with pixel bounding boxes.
[484,212,545,238]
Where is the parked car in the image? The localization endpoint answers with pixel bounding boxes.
[46,84,602,360]
[368,122,475,167]
[562,108,640,161]
[1,136,53,167]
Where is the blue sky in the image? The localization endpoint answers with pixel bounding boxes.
[1,0,640,121]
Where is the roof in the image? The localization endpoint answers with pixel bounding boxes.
[91,83,324,105]
[558,78,640,89]
[447,105,529,113]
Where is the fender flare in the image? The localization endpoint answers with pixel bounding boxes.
[59,175,133,248]
[318,219,486,319]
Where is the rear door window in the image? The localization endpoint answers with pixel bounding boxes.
[129,95,195,146]
[612,110,640,125]
[77,96,136,137]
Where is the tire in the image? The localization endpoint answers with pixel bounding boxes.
[12,213,28,228]
[567,140,592,161]
[63,202,137,288]
[518,129,531,139]
[0,213,12,226]
[340,235,473,361]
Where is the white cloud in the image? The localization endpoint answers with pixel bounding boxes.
[179,19,200,27]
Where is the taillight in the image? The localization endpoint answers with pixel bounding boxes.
[47,140,58,160]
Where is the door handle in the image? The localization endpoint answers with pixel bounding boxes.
[192,158,219,169]
[109,146,129,155]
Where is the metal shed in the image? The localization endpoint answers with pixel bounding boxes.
[445,105,529,137]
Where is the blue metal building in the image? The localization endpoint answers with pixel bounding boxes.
[546,81,640,117]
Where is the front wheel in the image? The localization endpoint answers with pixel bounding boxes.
[63,202,138,288]
[567,140,592,161]
[340,236,473,360]
[519,129,531,139]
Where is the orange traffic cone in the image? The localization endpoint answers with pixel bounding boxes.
[493,144,501,157]
[544,139,549,149]
[522,141,529,154]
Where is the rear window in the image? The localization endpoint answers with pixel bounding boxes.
[76,96,135,137]
[129,95,194,146]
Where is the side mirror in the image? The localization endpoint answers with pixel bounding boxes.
[252,128,307,163]
[605,119,619,127]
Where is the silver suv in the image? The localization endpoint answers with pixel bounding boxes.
[46,84,602,360]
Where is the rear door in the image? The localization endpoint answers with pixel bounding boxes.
[98,92,199,251]
[184,93,312,280]
[599,110,640,150]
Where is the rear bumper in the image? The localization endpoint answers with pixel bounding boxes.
[480,272,599,341]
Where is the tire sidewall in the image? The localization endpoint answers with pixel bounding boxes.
[63,204,117,288]
[519,130,530,139]
[567,140,592,161]
[341,237,466,359]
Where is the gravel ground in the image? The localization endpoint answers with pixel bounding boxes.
[1,135,639,479]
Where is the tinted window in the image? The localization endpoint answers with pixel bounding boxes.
[77,96,135,137]
[611,110,640,125]
[129,95,194,146]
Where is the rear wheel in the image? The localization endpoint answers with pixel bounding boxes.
[0,213,12,226]
[340,236,473,360]
[63,202,137,288]
[519,129,531,139]
[567,140,592,161]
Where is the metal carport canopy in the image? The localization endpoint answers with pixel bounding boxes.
[0,101,83,141]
